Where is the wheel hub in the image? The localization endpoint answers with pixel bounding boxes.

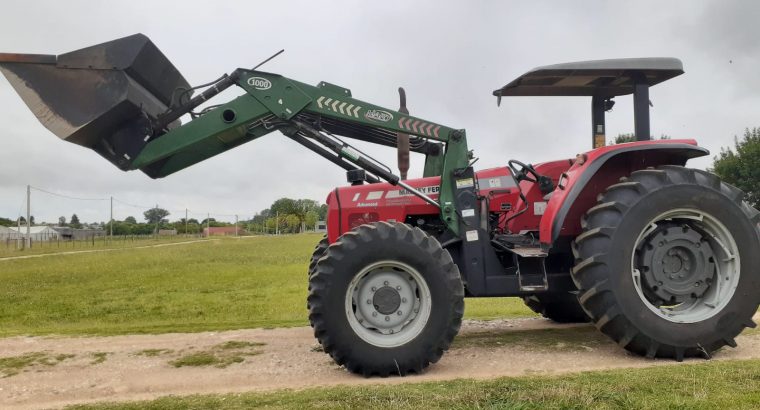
[637,223,716,303]
[373,286,401,315]
[351,268,422,336]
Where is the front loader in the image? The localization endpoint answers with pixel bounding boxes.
[2,34,758,376]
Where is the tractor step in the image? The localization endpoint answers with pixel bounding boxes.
[505,246,549,292]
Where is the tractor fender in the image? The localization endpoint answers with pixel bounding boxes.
[539,139,709,246]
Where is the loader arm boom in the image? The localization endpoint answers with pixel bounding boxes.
[131,69,471,234]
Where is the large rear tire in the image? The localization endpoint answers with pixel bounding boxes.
[572,166,760,360]
[523,293,589,323]
[308,222,464,376]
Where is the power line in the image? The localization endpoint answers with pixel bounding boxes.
[30,186,109,201]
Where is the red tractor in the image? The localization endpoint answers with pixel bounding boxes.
[2,35,758,376]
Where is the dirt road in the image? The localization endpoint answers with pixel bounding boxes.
[2,316,759,409]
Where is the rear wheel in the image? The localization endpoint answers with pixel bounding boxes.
[308,222,464,376]
[523,293,589,323]
[572,166,760,360]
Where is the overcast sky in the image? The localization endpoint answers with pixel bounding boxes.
[1,1,758,223]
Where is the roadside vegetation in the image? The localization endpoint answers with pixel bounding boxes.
[0,351,75,377]
[69,359,760,409]
[0,234,534,337]
[170,341,265,369]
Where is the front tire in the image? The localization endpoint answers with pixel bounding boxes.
[572,166,760,360]
[308,222,464,376]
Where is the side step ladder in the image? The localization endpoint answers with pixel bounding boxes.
[507,247,549,291]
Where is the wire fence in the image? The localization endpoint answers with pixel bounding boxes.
[2,184,325,254]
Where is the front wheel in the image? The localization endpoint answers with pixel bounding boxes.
[308,222,464,376]
[572,166,760,360]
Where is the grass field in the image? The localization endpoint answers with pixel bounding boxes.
[0,234,534,337]
[0,235,206,258]
[71,359,760,409]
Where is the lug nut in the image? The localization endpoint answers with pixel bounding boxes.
[384,281,389,286]
[396,286,402,291]
[389,330,394,334]
[397,311,403,315]
[372,312,377,317]
[401,298,407,303]
[366,299,371,304]
[385,316,390,321]
[371,286,377,292]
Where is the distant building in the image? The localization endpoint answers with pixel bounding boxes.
[315,221,326,232]
[5,226,59,241]
[203,226,244,236]
[0,226,20,240]
[50,226,106,240]
[158,229,177,236]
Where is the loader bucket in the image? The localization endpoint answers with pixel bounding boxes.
[0,33,190,170]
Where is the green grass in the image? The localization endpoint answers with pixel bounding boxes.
[0,351,75,377]
[134,349,174,357]
[0,234,534,337]
[90,352,110,365]
[169,340,265,369]
[0,235,208,258]
[68,359,760,409]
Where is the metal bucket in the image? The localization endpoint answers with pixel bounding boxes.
[0,34,190,170]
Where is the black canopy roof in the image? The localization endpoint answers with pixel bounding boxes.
[494,57,684,98]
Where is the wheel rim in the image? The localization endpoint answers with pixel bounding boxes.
[631,208,741,323]
[345,260,432,348]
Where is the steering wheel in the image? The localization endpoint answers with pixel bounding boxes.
[508,160,541,183]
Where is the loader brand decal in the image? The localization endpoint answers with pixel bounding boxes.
[247,77,272,90]
[356,202,378,208]
[316,96,361,118]
[364,109,393,123]
[398,117,441,138]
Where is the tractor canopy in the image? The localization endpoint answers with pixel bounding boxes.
[493,57,684,97]
[493,57,685,148]
[0,34,191,171]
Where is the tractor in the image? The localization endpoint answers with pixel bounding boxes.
[1,34,758,376]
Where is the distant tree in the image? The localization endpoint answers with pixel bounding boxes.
[610,133,671,144]
[18,216,26,224]
[712,127,760,208]
[285,214,301,233]
[0,217,14,227]
[143,207,170,225]
[304,210,319,230]
[124,216,137,224]
[58,216,66,226]
[29,215,35,226]
[70,214,81,229]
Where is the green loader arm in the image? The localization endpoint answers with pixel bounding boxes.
[133,69,471,235]
[0,34,471,235]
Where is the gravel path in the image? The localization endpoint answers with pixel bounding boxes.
[1,316,758,409]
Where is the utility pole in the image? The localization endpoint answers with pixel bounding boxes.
[155,203,159,238]
[185,208,188,237]
[17,214,22,250]
[26,185,31,248]
[235,214,239,237]
[109,196,113,242]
